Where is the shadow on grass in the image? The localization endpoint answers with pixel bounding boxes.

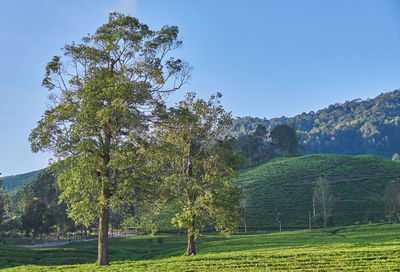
[0,234,190,269]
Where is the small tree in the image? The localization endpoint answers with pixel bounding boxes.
[154,92,242,256]
[276,212,282,232]
[384,178,400,222]
[313,176,334,227]
[240,197,249,233]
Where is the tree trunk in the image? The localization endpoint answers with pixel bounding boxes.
[97,149,111,266]
[97,205,109,265]
[56,225,60,240]
[185,227,196,256]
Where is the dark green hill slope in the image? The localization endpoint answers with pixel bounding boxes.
[0,169,44,193]
[237,154,400,229]
[224,89,400,157]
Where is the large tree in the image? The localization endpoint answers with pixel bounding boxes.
[29,13,189,265]
[234,124,271,166]
[269,123,299,156]
[154,92,242,256]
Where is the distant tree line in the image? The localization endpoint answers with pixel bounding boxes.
[222,90,400,158]
[232,123,301,167]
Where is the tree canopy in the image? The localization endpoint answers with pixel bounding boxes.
[153,92,242,256]
[29,13,190,265]
[269,124,299,156]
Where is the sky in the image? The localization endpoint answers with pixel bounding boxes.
[1,0,400,176]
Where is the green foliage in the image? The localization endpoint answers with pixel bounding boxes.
[21,199,46,238]
[270,123,299,155]
[233,131,273,167]
[222,89,400,157]
[236,154,400,229]
[153,93,242,247]
[1,224,400,271]
[18,172,70,237]
[29,12,190,264]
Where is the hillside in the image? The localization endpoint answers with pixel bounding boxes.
[0,169,43,193]
[224,89,400,157]
[237,154,400,229]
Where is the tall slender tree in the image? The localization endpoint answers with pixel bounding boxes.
[29,13,189,265]
[313,176,334,227]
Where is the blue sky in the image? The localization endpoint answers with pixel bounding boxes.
[1,0,400,176]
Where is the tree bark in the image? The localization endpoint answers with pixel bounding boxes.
[97,205,109,265]
[56,225,60,240]
[185,227,196,256]
[97,148,111,266]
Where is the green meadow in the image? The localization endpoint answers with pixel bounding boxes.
[1,223,400,271]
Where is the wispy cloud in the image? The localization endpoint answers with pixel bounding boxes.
[105,0,136,15]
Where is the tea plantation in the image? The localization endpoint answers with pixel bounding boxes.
[237,154,400,229]
[1,224,400,271]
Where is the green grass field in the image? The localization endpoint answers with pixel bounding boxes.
[237,154,400,228]
[1,223,400,271]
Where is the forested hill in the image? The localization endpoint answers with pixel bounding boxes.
[223,89,400,157]
[0,169,43,193]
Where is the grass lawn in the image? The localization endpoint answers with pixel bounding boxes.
[1,223,400,271]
